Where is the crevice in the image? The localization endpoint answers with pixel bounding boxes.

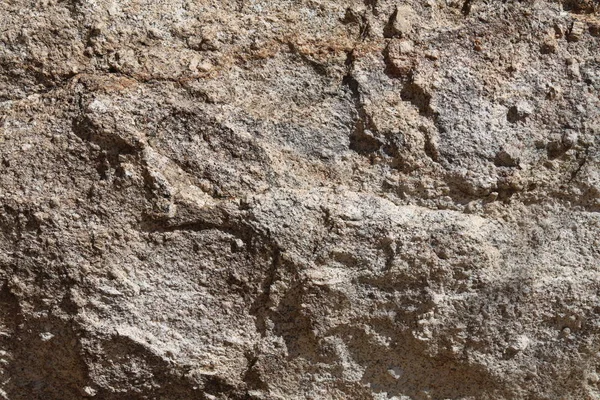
[383,8,398,38]
[569,146,590,182]
[342,50,382,154]
[359,14,371,40]
[342,8,371,40]
[462,0,474,16]
[139,216,256,247]
[250,247,282,336]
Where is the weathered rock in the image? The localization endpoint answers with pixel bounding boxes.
[0,0,599,399]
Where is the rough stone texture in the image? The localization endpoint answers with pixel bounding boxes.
[0,0,599,399]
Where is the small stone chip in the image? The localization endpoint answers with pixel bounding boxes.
[495,146,521,168]
[389,5,416,37]
[507,100,534,123]
[508,335,530,353]
[568,20,586,42]
[388,366,403,379]
[82,386,97,397]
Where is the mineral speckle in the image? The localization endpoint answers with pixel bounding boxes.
[0,0,599,399]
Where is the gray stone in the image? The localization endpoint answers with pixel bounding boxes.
[0,0,599,399]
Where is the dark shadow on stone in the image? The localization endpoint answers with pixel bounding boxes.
[506,105,520,123]
[2,295,89,399]
[562,0,598,14]
[401,82,433,116]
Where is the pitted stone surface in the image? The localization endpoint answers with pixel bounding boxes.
[0,1,599,399]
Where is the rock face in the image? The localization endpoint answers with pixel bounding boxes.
[0,0,599,399]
